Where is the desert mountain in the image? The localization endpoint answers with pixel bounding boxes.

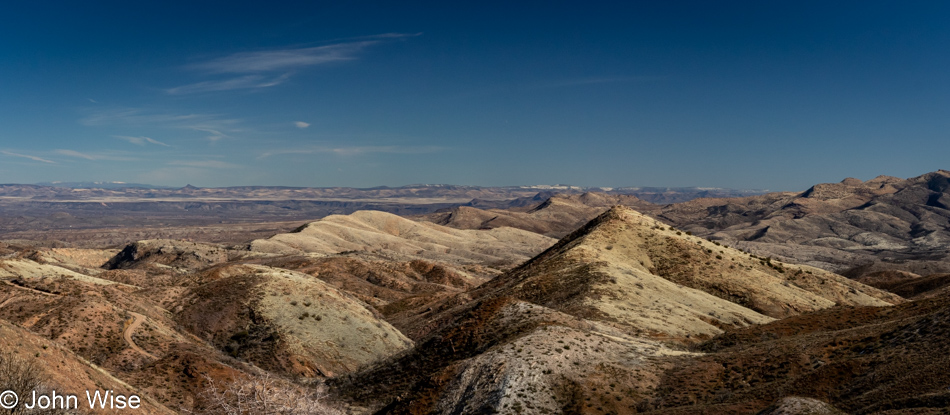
[474,206,900,341]
[654,170,950,285]
[331,206,902,414]
[420,193,653,238]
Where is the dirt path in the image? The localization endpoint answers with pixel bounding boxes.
[0,295,20,309]
[124,312,157,360]
[1,279,58,296]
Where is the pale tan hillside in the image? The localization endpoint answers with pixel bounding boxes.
[249,210,556,266]
[0,258,130,287]
[477,207,902,341]
[28,247,120,272]
[176,264,413,378]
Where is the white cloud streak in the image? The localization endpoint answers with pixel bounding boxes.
[114,135,171,147]
[167,33,420,94]
[1,151,56,164]
[294,121,310,129]
[55,149,97,160]
[166,73,292,95]
[168,160,239,169]
[82,108,241,142]
[259,145,443,158]
[54,149,138,161]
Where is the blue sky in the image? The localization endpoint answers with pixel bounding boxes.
[1,1,948,190]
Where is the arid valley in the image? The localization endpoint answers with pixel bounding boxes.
[1,170,949,414]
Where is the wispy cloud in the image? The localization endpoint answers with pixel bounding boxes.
[166,73,292,95]
[55,149,97,160]
[54,149,138,161]
[82,108,242,142]
[168,33,420,94]
[259,145,443,158]
[294,121,310,129]
[190,127,228,141]
[168,160,239,169]
[1,150,56,164]
[114,135,171,147]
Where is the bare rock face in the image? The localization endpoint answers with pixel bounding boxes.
[103,239,237,273]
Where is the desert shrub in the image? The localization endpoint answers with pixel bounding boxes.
[0,351,68,414]
[193,374,343,415]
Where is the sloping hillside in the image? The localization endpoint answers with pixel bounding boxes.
[476,207,900,342]
[250,210,556,267]
[644,290,950,414]
[420,193,653,238]
[333,296,690,414]
[657,170,950,282]
[0,320,174,414]
[176,264,413,378]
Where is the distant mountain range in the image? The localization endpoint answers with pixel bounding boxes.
[8,182,767,203]
[34,181,172,189]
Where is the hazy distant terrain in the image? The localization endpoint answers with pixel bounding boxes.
[0,183,765,246]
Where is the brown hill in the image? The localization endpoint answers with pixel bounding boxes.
[0,320,174,414]
[0,255,249,412]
